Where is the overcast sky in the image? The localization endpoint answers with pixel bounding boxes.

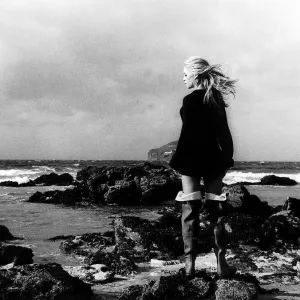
[0,0,300,161]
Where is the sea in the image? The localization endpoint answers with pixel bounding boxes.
[1,160,300,267]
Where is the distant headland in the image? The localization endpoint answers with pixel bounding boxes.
[148,141,178,162]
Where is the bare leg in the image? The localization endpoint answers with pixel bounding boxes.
[204,172,236,277]
[181,175,202,277]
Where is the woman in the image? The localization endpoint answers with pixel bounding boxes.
[169,56,237,278]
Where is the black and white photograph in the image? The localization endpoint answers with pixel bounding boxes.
[1,0,300,299]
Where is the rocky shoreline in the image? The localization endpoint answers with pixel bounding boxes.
[1,162,300,299]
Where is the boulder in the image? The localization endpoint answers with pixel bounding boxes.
[63,264,114,284]
[0,173,75,187]
[222,184,272,217]
[0,244,33,265]
[120,269,259,300]
[34,172,74,186]
[261,211,300,247]
[77,162,181,206]
[0,263,93,300]
[105,180,141,205]
[113,216,182,259]
[0,225,18,241]
[221,213,265,247]
[282,197,300,217]
[260,175,297,186]
[84,248,137,276]
[60,231,114,256]
[215,275,258,300]
[27,188,83,205]
[0,181,19,187]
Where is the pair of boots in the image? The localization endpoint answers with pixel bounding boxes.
[177,191,236,278]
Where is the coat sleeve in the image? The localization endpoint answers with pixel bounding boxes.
[179,96,200,144]
[211,107,234,168]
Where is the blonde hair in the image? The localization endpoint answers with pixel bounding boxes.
[184,56,237,107]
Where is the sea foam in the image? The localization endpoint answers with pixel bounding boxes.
[224,171,300,185]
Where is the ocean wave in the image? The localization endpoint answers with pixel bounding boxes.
[224,171,300,185]
[0,176,31,184]
[0,169,38,176]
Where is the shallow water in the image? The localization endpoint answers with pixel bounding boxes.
[0,185,161,266]
[1,184,300,266]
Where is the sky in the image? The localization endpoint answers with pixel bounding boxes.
[1,0,300,161]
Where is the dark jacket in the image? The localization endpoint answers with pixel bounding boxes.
[169,89,234,177]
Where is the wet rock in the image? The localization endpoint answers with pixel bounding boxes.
[222,184,272,217]
[31,172,74,186]
[0,263,93,299]
[105,180,141,205]
[120,269,259,300]
[27,187,83,205]
[119,284,146,300]
[283,197,300,217]
[221,213,265,247]
[63,264,114,284]
[60,231,114,256]
[0,225,18,241]
[113,216,182,259]
[84,248,137,276]
[1,173,75,187]
[261,211,300,246]
[47,234,76,241]
[215,274,259,300]
[28,162,181,206]
[260,175,297,186]
[0,244,33,265]
[78,162,181,206]
[0,181,19,187]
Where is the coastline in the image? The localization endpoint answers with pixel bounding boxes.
[1,161,300,299]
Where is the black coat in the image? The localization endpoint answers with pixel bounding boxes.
[169,89,234,177]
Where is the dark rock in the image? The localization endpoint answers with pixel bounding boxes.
[78,163,181,206]
[31,172,74,186]
[120,269,259,300]
[140,176,181,205]
[27,188,83,205]
[155,212,181,228]
[283,197,300,217]
[0,263,93,300]
[113,216,182,259]
[215,274,259,300]
[0,181,19,187]
[0,226,18,241]
[0,173,75,187]
[32,162,181,207]
[222,184,272,217]
[271,205,283,215]
[221,213,265,247]
[260,175,297,186]
[105,180,142,205]
[261,211,300,247]
[124,166,149,180]
[221,184,251,213]
[47,235,76,241]
[60,232,114,256]
[0,244,33,265]
[119,284,146,300]
[84,248,137,276]
[76,165,107,182]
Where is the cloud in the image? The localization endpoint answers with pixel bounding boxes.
[1,0,300,159]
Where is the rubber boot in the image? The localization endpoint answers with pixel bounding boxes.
[183,237,198,278]
[181,200,202,279]
[214,217,237,277]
